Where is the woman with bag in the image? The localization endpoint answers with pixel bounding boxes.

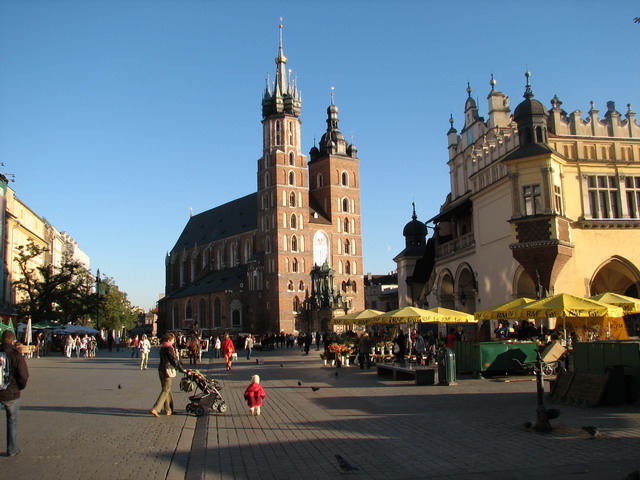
[150,332,185,417]
[221,333,236,371]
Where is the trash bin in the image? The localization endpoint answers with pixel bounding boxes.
[438,347,457,385]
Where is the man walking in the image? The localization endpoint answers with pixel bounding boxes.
[0,330,29,457]
[244,334,254,360]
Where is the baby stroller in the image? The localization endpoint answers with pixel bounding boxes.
[180,370,228,416]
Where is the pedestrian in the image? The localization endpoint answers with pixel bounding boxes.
[394,331,406,365]
[187,335,200,365]
[357,332,373,369]
[415,333,426,365]
[139,334,151,370]
[150,332,185,417]
[80,334,89,357]
[0,329,29,457]
[130,335,140,358]
[213,336,221,359]
[221,333,236,370]
[243,374,266,416]
[244,334,254,360]
[445,327,456,348]
[107,331,114,352]
[303,333,312,355]
[115,331,121,352]
[64,335,73,358]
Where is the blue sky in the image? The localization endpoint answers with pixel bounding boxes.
[1,1,638,309]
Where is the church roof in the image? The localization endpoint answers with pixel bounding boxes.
[164,264,248,300]
[170,193,257,254]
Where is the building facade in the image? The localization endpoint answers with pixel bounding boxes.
[364,272,398,312]
[402,73,640,333]
[159,27,365,335]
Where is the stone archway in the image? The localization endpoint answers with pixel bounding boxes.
[514,266,537,299]
[438,270,455,309]
[456,266,476,313]
[590,257,640,297]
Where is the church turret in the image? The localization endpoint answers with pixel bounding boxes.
[317,90,357,158]
[512,71,549,146]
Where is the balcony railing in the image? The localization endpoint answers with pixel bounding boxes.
[436,232,475,258]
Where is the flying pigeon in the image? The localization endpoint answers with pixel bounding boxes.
[335,454,358,472]
[311,386,320,392]
[582,426,600,438]
[297,381,302,387]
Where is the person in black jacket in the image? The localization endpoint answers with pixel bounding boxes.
[150,332,185,417]
[0,330,29,457]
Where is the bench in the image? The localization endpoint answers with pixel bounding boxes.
[376,364,438,385]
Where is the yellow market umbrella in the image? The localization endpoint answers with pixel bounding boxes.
[498,293,623,320]
[329,309,384,326]
[497,293,624,342]
[474,297,537,321]
[426,307,477,323]
[371,306,446,325]
[589,292,640,314]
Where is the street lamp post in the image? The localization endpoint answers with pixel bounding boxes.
[96,269,101,331]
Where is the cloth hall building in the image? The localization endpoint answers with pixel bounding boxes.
[158,28,364,335]
[397,73,640,336]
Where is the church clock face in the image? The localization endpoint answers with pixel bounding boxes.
[313,231,329,266]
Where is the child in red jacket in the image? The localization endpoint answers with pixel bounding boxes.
[244,375,266,416]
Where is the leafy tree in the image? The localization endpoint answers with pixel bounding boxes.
[95,275,137,331]
[13,241,95,323]
[13,241,135,330]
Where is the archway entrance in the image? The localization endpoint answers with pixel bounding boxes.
[590,258,640,297]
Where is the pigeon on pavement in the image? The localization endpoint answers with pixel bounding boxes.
[582,426,600,438]
[311,386,320,392]
[297,381,302,387]
[335,454,358,472]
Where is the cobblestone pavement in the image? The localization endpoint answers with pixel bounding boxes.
[1,346,639,480]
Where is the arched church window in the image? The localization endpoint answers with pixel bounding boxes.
[288,280,294,291]
[299,280,304,291]
[343,218,350,233]
[317,174,324,188]
[275,121,281,145]
[344,239,350,254]
[536,126,544,143]
[291,235,298,252]
[289,192,296,207]
[289,121,294,145]
[289,171,295,186]
[342,198,349,213]
[341,171,349,186]
[289,151,295,166]
[292,258,299,273]
[345,261,351,275]
[292,296,300,313]
[186,300,193,320]
[290,214,297,229]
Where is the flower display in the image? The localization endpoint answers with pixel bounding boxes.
[328,343,351,354]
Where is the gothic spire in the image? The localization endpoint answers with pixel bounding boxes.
[262,20,301,118]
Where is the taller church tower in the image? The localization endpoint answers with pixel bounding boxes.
[257,24,310,333]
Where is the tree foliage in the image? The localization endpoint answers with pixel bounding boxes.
[95,275,137,331]
[13,240,136,330]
